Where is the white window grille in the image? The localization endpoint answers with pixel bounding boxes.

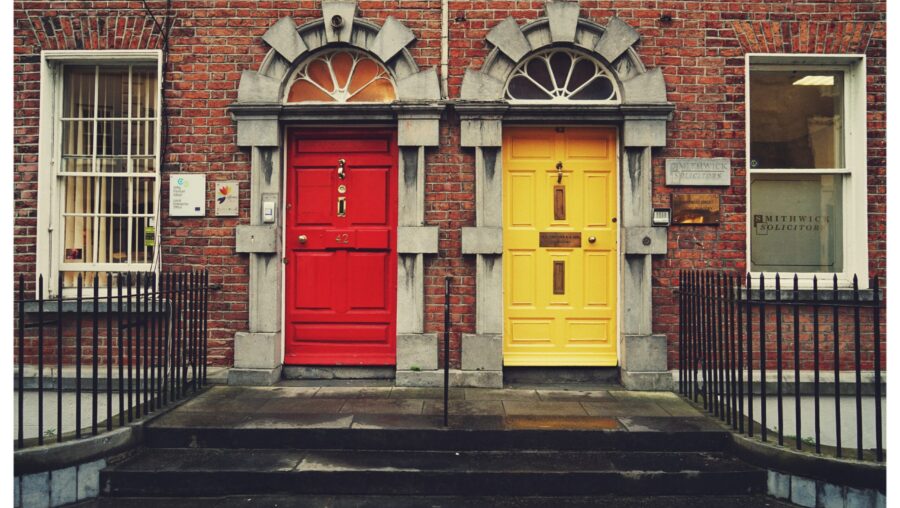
[37,51,162,293]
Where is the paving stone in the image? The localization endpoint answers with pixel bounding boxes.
[608,390,681,402]
[503,401,588,416]
[618,416,723,433]
[422,400,505,416]
[243,414,354,429]
[257,398,345,414]
[350,414,444,429]
[390,387,465,400]
[340,399,425,415]
[535,389,612,401]
[314,387,393,399]
[582,401,669,417]
[657,401,704,417]
[504,416,622,430]
[466,389,539,401]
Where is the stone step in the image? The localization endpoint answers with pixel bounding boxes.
[144,414,732,452]
[94,494,795,508]
[101,448,766,497]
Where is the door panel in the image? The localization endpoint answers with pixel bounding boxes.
[503,126,618,366]
[285,129,397,365]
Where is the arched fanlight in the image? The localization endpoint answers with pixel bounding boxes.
[505,48,620,103]
[286,48,396,103]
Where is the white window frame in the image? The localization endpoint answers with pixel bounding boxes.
[745,54,868,289]
[36,50,163,297]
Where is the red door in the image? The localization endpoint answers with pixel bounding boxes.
[285,129,398,365]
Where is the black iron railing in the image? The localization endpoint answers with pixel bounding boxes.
[678,270,884,462]
[15,270,209,449]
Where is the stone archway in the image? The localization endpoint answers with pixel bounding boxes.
[457,2,674,390]
[228,2,444,386]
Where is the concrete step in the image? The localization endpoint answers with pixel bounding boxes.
[93,494,795,508]
[101,448,767,497]
[144,415,732,452]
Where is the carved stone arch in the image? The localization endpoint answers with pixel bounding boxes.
[457,2,675,391]
[238,12,439,107]
[461,12,665,107]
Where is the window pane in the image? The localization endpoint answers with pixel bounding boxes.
[130,68,157,118]
[750,174,843,272]
[61,120,94,159]
[750,70,844,169]
[96,67,129,118]
[131,120,156,157]
[63,67,95,119]
[95,120,128,156]
[132,177,156,215]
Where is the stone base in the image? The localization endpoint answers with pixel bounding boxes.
[461,333,502,371]
[282,366,395,380]
[620,370,674,391]
[233,331,281,370]
[395,369,503,388]
[397,333,438,371]
[227,366,283,386]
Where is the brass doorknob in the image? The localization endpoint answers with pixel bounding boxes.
[298,235,308,244]
[588,236,597,244]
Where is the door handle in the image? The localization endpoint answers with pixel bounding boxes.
[556,161,563,184]
[298,235,307,244]
[337,158,346,180]
[588,236,597,244]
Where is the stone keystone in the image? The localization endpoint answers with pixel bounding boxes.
[262,17,308,64]
[322,1,357,43]
[370,16,416,64]
[486,17,531,63]
[595,16,640,64]
[545,1,580,43]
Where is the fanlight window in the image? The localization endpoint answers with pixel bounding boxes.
[286,49,396,103]
[505,48,619,103]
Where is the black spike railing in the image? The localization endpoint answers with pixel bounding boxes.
[14,270,210,450]
[678,270,885,462]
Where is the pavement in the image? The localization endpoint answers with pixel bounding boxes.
[148,384,716,432]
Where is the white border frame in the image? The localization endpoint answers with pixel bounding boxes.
[36,50,163,296]
[744,54,868,289]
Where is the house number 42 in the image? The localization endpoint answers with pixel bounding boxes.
[335,233,349,244]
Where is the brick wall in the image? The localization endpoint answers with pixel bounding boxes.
[14,1,886,370]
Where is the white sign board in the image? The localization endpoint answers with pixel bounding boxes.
[665,158,731,186]
[215,181,239,217]
[169,174,206,217]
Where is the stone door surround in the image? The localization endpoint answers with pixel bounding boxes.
[227,1,443,386]
[457,1,675,390]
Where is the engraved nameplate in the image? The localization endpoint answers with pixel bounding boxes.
[665,158,730,186]
[539,232,581,248]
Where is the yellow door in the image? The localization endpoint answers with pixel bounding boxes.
[503,126,618,366]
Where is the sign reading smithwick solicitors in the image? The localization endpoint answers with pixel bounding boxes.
[666,158,730,186]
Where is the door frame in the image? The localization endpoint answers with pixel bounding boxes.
[280,125,400,366]
[499,124,623,367]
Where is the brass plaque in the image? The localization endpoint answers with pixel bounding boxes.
[553,261,565,295]
[553,185,566,220]
[672,193,720,225]
[539,232,581,248]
